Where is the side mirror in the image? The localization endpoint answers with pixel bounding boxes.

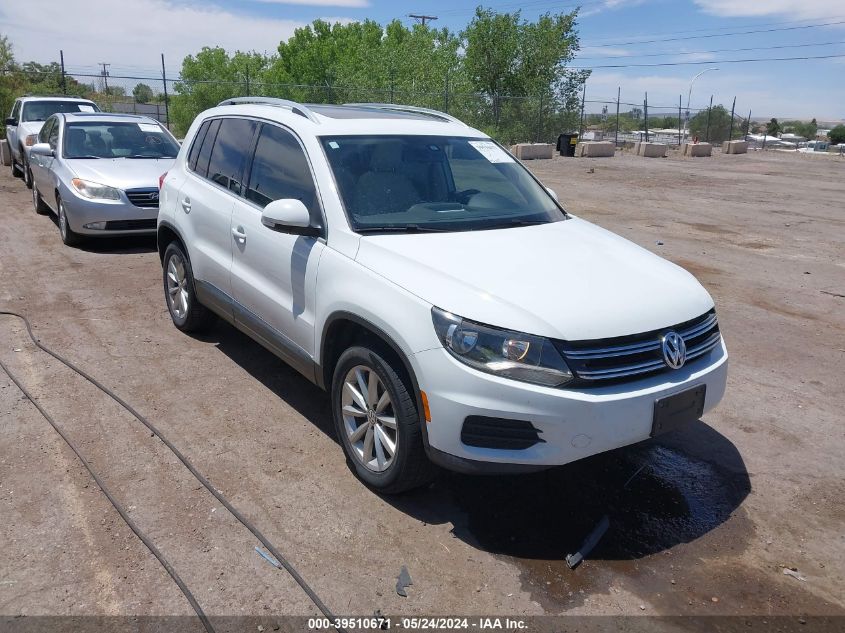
[261,199,320,237]
[546,187,558,201]
[5,117,17,127]
[30,143,54,157]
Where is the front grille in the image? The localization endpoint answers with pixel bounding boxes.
[103,219,157,231]
[461,416,545,450]
[125,188,160,208]
[556,310,721,384]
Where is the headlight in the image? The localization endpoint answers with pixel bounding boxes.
[432,307,573,387]
[25,134,38,147]
[71,178,121,201]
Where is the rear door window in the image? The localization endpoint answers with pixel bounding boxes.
[205,118,257,194]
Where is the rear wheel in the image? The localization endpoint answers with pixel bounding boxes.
[332,345,435,494]
[162,241,213,332]
[57,196,82,247]
[32,185,49,215]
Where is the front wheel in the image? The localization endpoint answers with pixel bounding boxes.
[23,160,33,189]
[162,241,213,332]
[32,186,49,215]
[332,345,435,494]
[57,196,82,246]
[11,156,22,178]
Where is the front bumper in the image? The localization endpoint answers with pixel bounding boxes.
[414,339,728,473]
[62,190,158,237]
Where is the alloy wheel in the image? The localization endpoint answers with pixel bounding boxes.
[341,365,398,472]
[58,202,67,240]
[166,254,190,319]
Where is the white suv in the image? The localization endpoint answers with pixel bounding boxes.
[157,98,728,493]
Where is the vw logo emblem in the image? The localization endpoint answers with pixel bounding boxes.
[661,331,687,369]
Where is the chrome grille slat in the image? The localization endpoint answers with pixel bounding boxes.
[558,311,720,383]
[125,188,160,209]
[576,332,721,380]
[565,312,718,360]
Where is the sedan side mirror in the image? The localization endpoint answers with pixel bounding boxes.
[30,143,54,157]
[261,199,320,237]
[5,117,17,127]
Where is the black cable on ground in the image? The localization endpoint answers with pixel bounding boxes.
[0,328,215,633]
[0,310,345,633]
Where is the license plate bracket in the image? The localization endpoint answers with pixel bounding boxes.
[651,385,706,437]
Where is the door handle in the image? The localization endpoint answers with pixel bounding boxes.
[232,226,247,242]
[181,197,191,213]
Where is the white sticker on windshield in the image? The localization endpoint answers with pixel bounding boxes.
[77,105,95,112]
[138,123,161,133]
[468,140,514,164]
[328,141,339,149]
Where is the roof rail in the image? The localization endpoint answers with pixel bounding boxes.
[216,97,320,123]
[344,103,468,126]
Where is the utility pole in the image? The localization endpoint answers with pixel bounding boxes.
[59,50,67,94]
[705,94,713,143]
[99,62,110,94]
[161,54,170,129]
[644,92,649,143]
[728,95,736,141]
[615,86,620,147]
[578,81,586,137]
[678,95,683,146]
[409,14,438,25]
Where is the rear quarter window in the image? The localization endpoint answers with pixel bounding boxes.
[205,118,257,194]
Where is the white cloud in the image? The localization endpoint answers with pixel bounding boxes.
[693,0,845,19]
[254,0,369,6]
[580,0,649,18]
[0,0,356,74]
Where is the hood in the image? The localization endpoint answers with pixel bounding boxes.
[18,121,44,138]
[355,217,715,341]
[68,158,175,191]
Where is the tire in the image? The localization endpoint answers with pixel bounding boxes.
[162,241,213,332]
[23,160,33,189]
[32,185,49,215]
[57,196,82,247]
[11,155,22,178]
[332,345,435,494]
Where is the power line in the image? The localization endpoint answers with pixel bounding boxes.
[570,52,845,70]
[587,19,845,47]
[577,39,845,61]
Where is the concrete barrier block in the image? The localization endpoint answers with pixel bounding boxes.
[510,143,554,160]
[722,140,748,154]
[0,140,10,167]
[683,142,712,157]
[637,142,668,158]
[576,141,615,157]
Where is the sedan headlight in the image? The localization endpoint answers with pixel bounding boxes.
[25,134,38,147]
[71,178,121,201]
[432,307,573,387]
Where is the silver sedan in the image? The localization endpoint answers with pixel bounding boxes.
[28,112,178,246]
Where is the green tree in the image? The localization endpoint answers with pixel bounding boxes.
[766,118,781,136]
[133,82,154,103]
[688,105,744,143]
[829,124,845,145]
[461,7,587,142]
[171,47,269,135]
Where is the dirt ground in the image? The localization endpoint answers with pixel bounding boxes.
[1,148,843,630]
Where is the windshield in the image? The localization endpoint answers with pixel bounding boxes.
[21,101,98,122]
[320,135,565,233]
[64,121,179,159]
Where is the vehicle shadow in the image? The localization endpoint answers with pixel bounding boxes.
[208,321,750,562]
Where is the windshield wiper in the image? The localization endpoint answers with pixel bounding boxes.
[68,155,102,159]
[486,219,549,229]
[124,154,172,159]
[356,224,448,234]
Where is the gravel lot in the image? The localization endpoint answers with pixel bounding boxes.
[1,149,843,629]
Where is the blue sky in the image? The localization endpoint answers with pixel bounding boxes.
[1,0,843,121]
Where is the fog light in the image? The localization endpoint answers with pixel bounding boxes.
[83,221,107,230]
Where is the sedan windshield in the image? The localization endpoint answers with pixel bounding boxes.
[320,135,566,233]
[64,121,180,159]
[21,101,98,122]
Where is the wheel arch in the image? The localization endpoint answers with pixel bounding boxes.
[319,312,430,450]
[157,220,185,263]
